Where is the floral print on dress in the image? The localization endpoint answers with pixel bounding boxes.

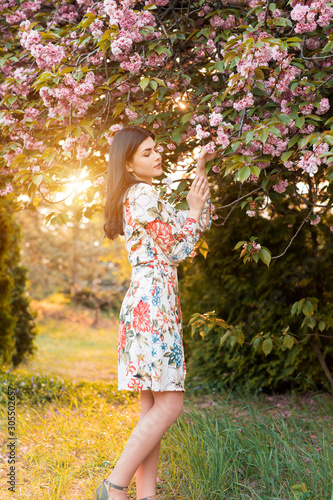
[117,181,212,392]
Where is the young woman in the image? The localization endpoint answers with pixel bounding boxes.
[97,125,213,500]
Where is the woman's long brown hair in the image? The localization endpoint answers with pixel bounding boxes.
[103,126,155,240]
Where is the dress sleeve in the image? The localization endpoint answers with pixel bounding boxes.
[129,183,203,264]
[173,193,212,233]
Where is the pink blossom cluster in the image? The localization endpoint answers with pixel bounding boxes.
[233,92,254,111]
[198,5,212,17]
[111,36,133,57]
[22,132,45,152]
[104,0,156,31]
[90,19,104,38]
[0,67,35,99]
[3,147,23,167]
[273,179,288,193]
[210,14,236,29]
[316,98,330,115]
[120,52,143,73]
[19,29,41,50]
[6,11,27,25]
[196,124,210,140]
[290,0,333,33]
[263,137,289,157]
[216,125,230,149]
[146,53,167,67]
[298,152,321,174]
[190,114,207,126]
[39,72,95,119]
[76,146,90,160]
[24,107,39,120]
[93,176,105,187]
[209,111,223,127]
[313,142,329,162]
[54,4,79,25]
[30,43,66,70]
[125,108,139,120]
[204,142,216,154]
[0,183,14,196]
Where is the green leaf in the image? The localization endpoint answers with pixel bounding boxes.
[308,317,316,329]
[149,80,158,90]
[278,114,292,124]
[318,321,326,332]
[81,124,94,138]
[181,112,193,124]
[283,334,294,349]
[245,130,255,144]
[139,77,150,90]
[302,299,314,318]
[258,247,271,267]
[234,240,247,250]
[258,127,269,144]
[219,331,231,347]
[281,151,292,163]
[238,166,251,182]
[250,165,260,177]
[215,60,224,72]
[32,174,43,186]
[262,338,273,356]
[288,135,300,148]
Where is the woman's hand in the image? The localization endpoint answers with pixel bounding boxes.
[186,176,210,221]
[196,146,218,175]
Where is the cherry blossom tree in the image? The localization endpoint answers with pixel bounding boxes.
[1,0,333,376]
[0,0,332,257]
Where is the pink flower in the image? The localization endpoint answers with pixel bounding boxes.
[62,137,76,151]
[94,176,105,187]
[246,210,256,217]
[167,143,176,150]
[299,153,321,174]
[196,124,210,139]
[76,146,90,160]
[310,215,321,226]
[24,107,39,120]
[0,183,14,196]
[120,53,142,73]
[125,108,139,120]
[209,111,223,127]
[110,124,123,132]
[30,43,66,70]
[291,5,309,22]
[212,165,220,173]
[233,92,254,111]
[204,142,216,154]
[330,226,333,233]
[273,179,288,193]
[316,98,330,115]
[90,19,104,38]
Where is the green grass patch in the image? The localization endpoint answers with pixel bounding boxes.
[0,303,332,499]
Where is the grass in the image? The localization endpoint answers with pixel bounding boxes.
[0,301,332,499]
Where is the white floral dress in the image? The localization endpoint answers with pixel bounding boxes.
[117,181,212,392]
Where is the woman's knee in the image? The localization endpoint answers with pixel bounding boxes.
[152,391,184,422]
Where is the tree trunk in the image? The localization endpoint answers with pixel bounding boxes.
[312,337,333,394]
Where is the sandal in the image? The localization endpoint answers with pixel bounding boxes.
[96,478,129,500]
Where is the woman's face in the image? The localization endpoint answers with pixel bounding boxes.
[126,136,162,184]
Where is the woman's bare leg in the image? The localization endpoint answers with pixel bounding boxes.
[105,390,184,500]
[135,390,161,499]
